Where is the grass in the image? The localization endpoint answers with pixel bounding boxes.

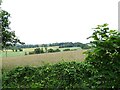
[2,50,86,71]
[0,51,25,57]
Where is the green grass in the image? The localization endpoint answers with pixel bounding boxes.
[1,51,25,57]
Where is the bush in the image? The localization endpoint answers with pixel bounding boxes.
[84,24,120,89]
[71,49,77,51]
[47,48,54,53]
[40,48,44,53]
[29,51,34,55]
[63,49,71,51]
[2,62,94,89]
[47,48,61,53]
[34,48,40,54]
[34,48,44,54]
[54,49,61,52]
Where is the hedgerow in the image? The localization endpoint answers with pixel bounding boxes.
[2,62,95,89]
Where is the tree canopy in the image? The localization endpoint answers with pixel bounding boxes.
[0,9,24,51]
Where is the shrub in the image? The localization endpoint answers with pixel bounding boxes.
[2,62,94,89]
[34,48,44,54]
[84,24,120,89]
[34,48,41,54]
[71,49,77,51]
[47,48,54,53]
[63,49,71,51]
[54,49,61,52]
[29,51,34,55]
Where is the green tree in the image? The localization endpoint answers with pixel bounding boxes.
[0,9,24,56]
[85,24,120,88]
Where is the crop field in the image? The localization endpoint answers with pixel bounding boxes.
[2,50,86,71]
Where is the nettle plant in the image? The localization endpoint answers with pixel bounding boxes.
[85,23,120,88]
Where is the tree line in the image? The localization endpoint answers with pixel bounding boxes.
[16,42,90,49]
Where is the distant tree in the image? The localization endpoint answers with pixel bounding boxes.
[34,48,44,54]
[41,44,48,53]
[63,49,71,51]
[40,48,44,53]
[29,51,34,55]
[48,48,54,53]
[34,48,40,54]
[54,49,61,52]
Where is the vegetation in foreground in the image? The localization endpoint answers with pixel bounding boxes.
[2,24,120,89]
[2,62,94,89]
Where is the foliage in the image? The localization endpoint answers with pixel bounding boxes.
[47,48,61,53]
[29,51,34,55]
[63,49,71,51]
[85,23,120,88]
[16,44,39,48]
[2,62,94,89]
[0,10,24,51]
[54,49,61,52]
[47,48,54,53]
[34,48,44,54]
[28,48,45,55]
[16,42,90,49]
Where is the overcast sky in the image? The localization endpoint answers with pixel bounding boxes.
[1,0,119,44]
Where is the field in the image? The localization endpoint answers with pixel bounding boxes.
[2,49,86,71]
[0,47,82,57]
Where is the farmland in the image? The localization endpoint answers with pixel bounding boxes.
[0,46,82,57]
[2,49,86,71]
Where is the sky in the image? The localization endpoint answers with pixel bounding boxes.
[1,0,119,44]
